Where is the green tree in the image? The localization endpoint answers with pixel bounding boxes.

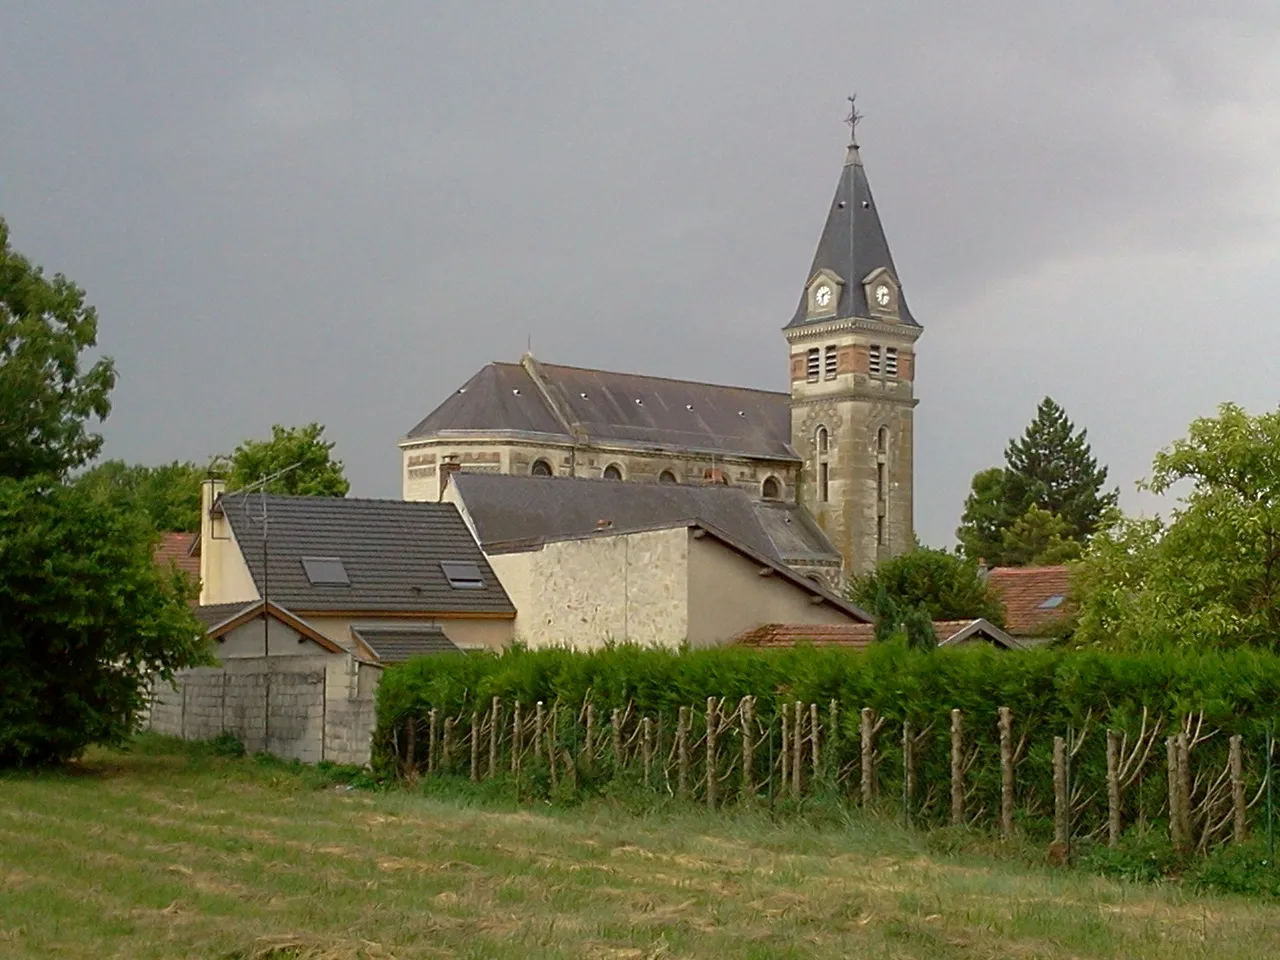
[1072,403,1280,651]
[849,547,1006,626]
[0,218,116,481]
[957,397,1117,564]
[222,423,349,497]
[0,479,209,766]
[74,459,208,532]
[998,506,1085,567]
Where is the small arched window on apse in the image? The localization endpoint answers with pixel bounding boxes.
[603,464,623,480]
[761,476,781,501]
[658,469,678,484]
[531,459,553,477]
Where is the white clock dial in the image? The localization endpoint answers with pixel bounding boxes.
[814,285,832,308]
[874,284,891,307]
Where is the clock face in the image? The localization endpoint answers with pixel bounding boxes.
[874,284,891,307]
[814,284,832,308]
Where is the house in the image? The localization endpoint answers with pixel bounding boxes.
[196,479,516,659]
[153,531,200,585]
[399,115,922,580]
[986,565,1073,643]
[443,471,869,650]
[734,618,1024,652]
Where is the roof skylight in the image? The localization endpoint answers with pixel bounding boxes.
[1038,595,1065,610]
[441,561,485,590]
[301,556,350,586]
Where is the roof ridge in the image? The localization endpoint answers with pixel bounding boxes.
[221,492,459,508]
[493,359,788,398]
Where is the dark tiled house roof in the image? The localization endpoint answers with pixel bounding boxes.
[154,532,200,580]
[449,472,839,568]
[351,626,464,663]
[987,566,1072,636]
[217,494,514,616]
[406,358,797,462]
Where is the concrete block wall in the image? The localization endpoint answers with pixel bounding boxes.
[147,654,381,766]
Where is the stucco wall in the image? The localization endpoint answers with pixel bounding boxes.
[685,533,857,647]
[491,527,690,649]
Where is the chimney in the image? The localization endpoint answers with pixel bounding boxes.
[438,456,460,500]
[198,478,226,605]
[595,518,613,530]
[704,467,727,485]
[977,557,989,581]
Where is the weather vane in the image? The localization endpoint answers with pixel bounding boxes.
[845,93,863,146]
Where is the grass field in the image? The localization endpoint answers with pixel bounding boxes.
[3,736,1280,959]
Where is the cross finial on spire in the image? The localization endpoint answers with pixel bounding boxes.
[845,93,862,146]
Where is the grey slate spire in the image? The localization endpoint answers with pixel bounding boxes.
[785,102,918,329]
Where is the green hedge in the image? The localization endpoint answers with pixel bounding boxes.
[374,642,1280,845]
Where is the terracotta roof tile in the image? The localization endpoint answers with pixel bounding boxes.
[734,623,878,650]
[987,565,1072,635]
[154,532,200,580]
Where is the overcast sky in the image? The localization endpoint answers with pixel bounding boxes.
[3,2,1279,547]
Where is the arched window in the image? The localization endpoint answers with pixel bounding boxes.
[876,426,889,546]
[816,425,829,455]
[815,425,830,504]
[877,426,889,455]
[761,476,781,501]
[531,459,553,477]
[658,469,678,484]
[603,464,623,480]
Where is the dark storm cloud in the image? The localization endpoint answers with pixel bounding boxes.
[2,2,1278,545]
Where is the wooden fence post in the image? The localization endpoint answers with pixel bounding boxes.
[950,709,964,826]
[706,697,718,809]
[548,707,559,792]
[828,700,839,756]
[1175,733,1192,850]
[780,703,790,796]
[741,697,755,801]
[1231,734,1246,843]
[1106,728,1121,848]
[488,697,500,779]
[511,701,522,775]
[999,707,1015,839]
[677,706,690,800]
[584,703,596,769]
[1053,735,1068,846]
[792,700,803,797]
[1167,737,1182,851]
[902,718,914,824]
[534,701,545,762]
[642,716,654,785]
[612,707,624,772]
[860,708,875,805]
[470,711,480,782]
[810,703,820,773]
[443,717,455,772]
[427,708,438,774]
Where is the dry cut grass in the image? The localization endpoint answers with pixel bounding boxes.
[1,735,1279,959]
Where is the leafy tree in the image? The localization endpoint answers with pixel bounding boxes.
[998,506,1084,567]
[849,547,1006,626]
[1072,403,1280,651]
[957,397,1117,564]
[221,423,349,497]
[0,217,116,481]
[0,479,208,766]
[74,459,207,532]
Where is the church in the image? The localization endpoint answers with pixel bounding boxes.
[399,110,921,586]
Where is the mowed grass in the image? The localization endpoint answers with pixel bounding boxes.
[2,737,1279,959]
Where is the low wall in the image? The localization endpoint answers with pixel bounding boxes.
[147,654,380,766]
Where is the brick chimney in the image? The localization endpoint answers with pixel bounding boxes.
[439,457,460,500]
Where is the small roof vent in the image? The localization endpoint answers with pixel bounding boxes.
[441,561,485,590]
[301,556,350,586]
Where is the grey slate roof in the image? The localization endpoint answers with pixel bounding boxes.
[450,472,840,567]
[406,359,796,462]
[218,494,515,616]
[193,601,256,629]
[351,626,464,664]
[786,144,918,329]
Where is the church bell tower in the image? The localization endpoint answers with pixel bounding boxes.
[785,98,921,578]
